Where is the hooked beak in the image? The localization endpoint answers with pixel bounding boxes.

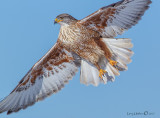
[54,18,63,24]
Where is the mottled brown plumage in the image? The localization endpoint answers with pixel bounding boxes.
[57,21,108,69]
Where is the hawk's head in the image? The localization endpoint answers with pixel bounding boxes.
[54,14,77,26]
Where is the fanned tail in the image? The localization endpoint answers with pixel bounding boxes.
[102,38,134,71]
[80,38,133,86]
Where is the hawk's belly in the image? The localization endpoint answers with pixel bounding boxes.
[58,24,105,65]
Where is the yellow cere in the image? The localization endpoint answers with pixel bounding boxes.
[55,18,63,23]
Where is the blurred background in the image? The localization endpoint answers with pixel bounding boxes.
[0,0,159,118]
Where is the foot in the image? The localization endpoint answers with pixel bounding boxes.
[109,59,117,66]
[99,69,107,79]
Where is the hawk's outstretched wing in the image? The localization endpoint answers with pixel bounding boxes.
[78,0,151,38]
[0,42,80,114]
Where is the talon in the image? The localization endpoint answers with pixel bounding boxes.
[109,59,117,66]
[99,69,107,79]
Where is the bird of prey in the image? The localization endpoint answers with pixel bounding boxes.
[0,0,151,115]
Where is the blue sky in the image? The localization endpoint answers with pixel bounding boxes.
[0,0,159,118]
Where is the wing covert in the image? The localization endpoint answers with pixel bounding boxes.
[78,0,151,37]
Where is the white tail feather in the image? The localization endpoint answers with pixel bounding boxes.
[80,38,133,86]
[80,60,100,86]
[102,38,134,66]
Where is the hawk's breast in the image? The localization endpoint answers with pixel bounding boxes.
[58,23,100,44]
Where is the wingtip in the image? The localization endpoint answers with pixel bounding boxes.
[148,0,152,4]
[7,110,12,115]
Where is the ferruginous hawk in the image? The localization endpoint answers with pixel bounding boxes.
[0,0,151,115]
